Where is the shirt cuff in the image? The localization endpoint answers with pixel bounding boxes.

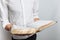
[33,15,39,18]
[2,20,10,28]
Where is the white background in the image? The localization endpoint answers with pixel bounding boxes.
[0,0,60,40]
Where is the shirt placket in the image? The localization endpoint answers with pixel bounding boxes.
[20,0,26,27]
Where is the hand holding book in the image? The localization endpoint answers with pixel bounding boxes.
[11,20,56,35]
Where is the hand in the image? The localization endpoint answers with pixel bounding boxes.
[5,23,13,31]
[34,18,40,22]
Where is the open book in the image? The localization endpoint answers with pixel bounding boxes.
[11,20,56,35]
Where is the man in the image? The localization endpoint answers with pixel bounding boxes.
[0,0,40,40]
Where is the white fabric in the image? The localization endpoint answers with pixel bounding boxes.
[0,0,39,39]
[27,20,53,29]
[12,34,33,39]
[0,0,39,28]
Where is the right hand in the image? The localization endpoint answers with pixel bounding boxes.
[5,23,13,31]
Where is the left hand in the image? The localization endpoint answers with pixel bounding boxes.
[34,18,40,22]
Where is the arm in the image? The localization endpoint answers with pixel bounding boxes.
[0,0,12,31]
[33,0,40,21]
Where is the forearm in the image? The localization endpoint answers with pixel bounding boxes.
[33,0,39,19]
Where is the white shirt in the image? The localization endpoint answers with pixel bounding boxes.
[0,0,39,39]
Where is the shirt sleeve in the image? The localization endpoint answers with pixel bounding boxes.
[33,0,39,18]
[0,0,10,28]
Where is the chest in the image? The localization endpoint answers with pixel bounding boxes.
[8,0,34,11]
[8,0,34,6]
